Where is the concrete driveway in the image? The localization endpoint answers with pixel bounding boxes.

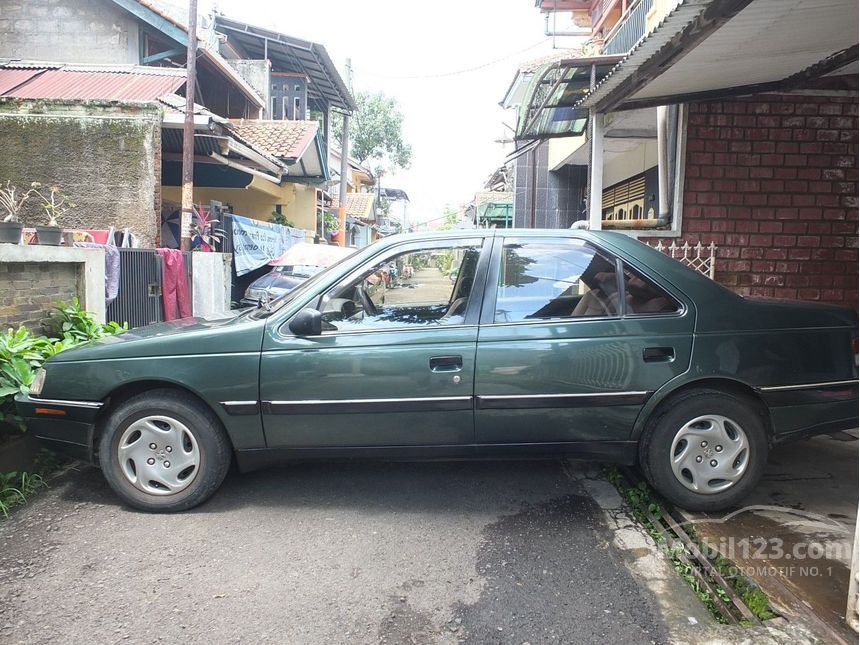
[0,460,673,644]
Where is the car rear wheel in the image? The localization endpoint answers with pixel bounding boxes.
[639,388,768,512]
[98,389,231,512]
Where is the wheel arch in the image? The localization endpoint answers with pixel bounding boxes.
[632,376,774,443]
[91,379,232,464]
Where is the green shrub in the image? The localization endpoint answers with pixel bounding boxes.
[0,298,126,434]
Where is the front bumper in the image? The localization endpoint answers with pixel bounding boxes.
[14,393,102,462]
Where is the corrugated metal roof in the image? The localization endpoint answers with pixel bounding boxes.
[578,0,858,111]
[1,67,186,100]
[214,16,356,112]
[579,0,709,109]
[0,68,41,95]
[627,0,859,102]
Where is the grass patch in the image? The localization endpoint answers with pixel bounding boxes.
[605,465,778,624]
[0,451,62,518]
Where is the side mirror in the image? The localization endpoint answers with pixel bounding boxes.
[288,308,322,336]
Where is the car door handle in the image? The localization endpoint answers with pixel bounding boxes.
[429,355,463,372]
[643,346,675,362]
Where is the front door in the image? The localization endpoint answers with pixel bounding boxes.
[260,237,489,449]
[475,236,694,447]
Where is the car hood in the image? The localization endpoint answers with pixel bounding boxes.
[48,311,265,362]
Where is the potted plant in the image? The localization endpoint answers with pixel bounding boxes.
[33,183,75,246]
[0,181,36,244]
[269,210,295,228]
[190,205,225,252]
[324,211,340,241]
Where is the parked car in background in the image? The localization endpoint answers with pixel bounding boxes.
[16,230,858,513]
[242,264,325,306]
[241,242,356,306]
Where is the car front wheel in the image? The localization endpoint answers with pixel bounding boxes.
[639,388,768,512]
[98,389,231,512]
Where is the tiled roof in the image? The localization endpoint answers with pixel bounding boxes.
[0,62,185,100]
[331,192,375,219]
[519,48,583,73]
[475,191,514,206]
[228,120,319,160]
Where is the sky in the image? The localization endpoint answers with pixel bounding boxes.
[161,0,556,225]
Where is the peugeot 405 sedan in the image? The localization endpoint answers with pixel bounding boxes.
[16,230,858,512]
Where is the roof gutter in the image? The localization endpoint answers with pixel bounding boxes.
[161,113,212,128]
[210,152,282,184]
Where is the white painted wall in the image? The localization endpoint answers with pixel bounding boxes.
[191,252,232,317]
[603,140,658,188]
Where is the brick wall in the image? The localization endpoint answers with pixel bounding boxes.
[651,93,858,309]
[0,262,79,333]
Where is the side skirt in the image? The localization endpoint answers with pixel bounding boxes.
[234,441,638,473]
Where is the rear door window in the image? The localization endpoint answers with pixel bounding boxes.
[494,239,622,323]
[620,263,681,315]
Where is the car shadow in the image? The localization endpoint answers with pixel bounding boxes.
[54,458,585,516]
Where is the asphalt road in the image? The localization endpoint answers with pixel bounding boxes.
[0,460,668,644]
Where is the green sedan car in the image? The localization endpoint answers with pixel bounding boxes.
[16,230,858,512]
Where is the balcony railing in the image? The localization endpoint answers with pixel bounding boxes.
[601,0,653,55]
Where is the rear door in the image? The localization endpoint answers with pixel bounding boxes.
[474,235,694,449]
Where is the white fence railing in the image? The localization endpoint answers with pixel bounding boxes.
[648,240,717,279]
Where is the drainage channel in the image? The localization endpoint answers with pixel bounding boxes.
[608,466,857,644]
[607,466,770,626]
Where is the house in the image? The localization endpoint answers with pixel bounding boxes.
[507,0,857,309]
[0,0,354,244]
[328,149,384,246]
[463,167,515,229]
[500,49,594,228]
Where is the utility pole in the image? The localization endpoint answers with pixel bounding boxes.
[336,58,352,248]
[180,0,199,251]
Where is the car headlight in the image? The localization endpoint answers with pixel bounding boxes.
[30,368,46,397]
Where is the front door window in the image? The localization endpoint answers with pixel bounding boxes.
[316,240,482,331]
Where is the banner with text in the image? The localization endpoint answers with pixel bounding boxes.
[231,214,305,276]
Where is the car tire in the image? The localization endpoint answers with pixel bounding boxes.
[639,388,768,512]
[98,389,232,512]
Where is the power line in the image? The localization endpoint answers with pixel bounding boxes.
[355,39,552,80]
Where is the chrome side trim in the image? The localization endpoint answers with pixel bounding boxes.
[263,396,473,415]
[219,400,260,416]
[50,351,261,364]
[758,379,859,392]
[27,396,103,409]
[268,396,473,405]
[476,391,651,410]
[478,391,648,400]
